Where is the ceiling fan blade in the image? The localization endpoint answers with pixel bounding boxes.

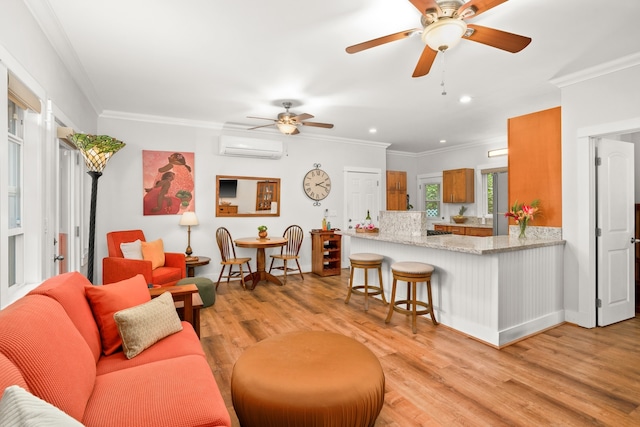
[464,24,531,53]
[292,128,300,135]
[247,116,276,121]
[247,123,276,130]
[412,45,438,77]
[346,28,420,54]
[409,0,441,14]
[458,0,508,19]
[301,121,334,129]
[295,113,314,121]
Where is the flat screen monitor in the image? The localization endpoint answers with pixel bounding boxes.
[219,179,237,198]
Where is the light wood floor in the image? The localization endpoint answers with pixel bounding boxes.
[200,269,640,427]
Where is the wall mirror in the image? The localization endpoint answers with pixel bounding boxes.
[216,175,280,217]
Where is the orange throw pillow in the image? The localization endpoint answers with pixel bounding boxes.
[85,274,151,355]
[141,239,165,270]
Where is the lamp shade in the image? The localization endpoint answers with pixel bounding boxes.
[277,122,298,135]
[179,211,199,226]
[68,134,126,173]
[422,19,467,52]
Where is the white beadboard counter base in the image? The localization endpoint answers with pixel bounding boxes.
[340,231,566,348]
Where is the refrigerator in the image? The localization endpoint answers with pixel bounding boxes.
[492,171,509,236]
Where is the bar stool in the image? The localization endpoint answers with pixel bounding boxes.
[345,253,388,311]
[385,261,438,333]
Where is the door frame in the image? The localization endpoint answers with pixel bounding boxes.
[576,117,640,328]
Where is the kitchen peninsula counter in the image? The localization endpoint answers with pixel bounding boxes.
[339,229,565,347]
[339,230,564,255]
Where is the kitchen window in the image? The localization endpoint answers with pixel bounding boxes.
[424,183,441,218]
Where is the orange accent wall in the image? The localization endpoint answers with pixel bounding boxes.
[507,106,562,227]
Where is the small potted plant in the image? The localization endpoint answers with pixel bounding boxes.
[453,206,468,223]
[258,225,268,239]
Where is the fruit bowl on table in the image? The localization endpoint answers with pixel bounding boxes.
[452,216,467,224]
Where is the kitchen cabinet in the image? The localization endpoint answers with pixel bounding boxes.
[434,224,492,237]
[442,168,474,203]
[310,230,341,276]
[465,227,493,237]
[386,170,407,210]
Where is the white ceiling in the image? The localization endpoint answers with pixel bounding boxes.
[27,0,640,153]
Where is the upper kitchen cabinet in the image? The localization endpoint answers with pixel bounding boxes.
[443,168,474,203]
[386,170,407,210]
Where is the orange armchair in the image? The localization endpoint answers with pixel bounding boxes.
[102,229,186,287]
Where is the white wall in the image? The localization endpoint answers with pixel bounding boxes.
[559,61,640,326]
[96,117,387,284]
[0,0,97,132]
[392,139,510,219]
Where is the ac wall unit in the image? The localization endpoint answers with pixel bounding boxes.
[219,135,283,159]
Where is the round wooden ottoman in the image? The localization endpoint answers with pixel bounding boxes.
[231,331,385,427]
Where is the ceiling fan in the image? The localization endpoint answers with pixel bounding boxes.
[346,0,532,78]
[247,102,334,135]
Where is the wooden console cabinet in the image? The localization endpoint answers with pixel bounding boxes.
[442,168,474,203]
[310,230,341,276]
[217,205,238,215]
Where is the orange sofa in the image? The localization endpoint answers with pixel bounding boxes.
[0,272,231,427]
[103,229,186,286]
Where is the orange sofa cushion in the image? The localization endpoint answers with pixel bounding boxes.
[0,295,96,422]
[85,275,151,356]
[28,271,102,362]
[84,355,231,427]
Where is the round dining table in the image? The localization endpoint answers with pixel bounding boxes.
[234,236,287,289]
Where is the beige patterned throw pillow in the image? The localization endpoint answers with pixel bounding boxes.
[114,291,183,359]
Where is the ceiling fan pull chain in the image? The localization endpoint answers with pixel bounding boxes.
[440,51,447,96]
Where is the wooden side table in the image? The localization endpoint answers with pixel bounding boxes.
[185,256,211,277]
[149,285,203,337]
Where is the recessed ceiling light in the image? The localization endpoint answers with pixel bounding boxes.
[440,139,446,144]
[459,95,472,103]
[369,128,377,134]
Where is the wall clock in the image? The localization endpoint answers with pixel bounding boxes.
[303,164,331,206]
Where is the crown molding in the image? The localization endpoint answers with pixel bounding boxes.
[24,0,102,115]
[550,52,640,88]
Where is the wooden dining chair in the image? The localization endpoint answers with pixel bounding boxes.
[215,227,253,290]
[268,225,304,284]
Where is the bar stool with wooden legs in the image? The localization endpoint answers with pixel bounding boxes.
[345,253,388,311]
[385,261,438,333]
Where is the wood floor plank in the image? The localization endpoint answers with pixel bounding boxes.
[200,269,640,426]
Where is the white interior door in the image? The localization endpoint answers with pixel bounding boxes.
[344,169,381,262]
[596,138,635,326]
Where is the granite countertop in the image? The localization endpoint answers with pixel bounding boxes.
[338,230,565,255]
[433,222,493,229]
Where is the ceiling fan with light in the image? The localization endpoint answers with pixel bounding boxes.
[247,102,334,135]
[346,0,532,78]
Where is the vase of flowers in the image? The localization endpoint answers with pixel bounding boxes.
[505,199,540,238]
[258,225,268,239]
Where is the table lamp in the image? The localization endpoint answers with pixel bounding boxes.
[179,212,199,259]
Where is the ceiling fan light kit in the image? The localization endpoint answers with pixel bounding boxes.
[421,18,467,51]
[346,0,531,78]
[247,101,334,135]
[276,122,298,135]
